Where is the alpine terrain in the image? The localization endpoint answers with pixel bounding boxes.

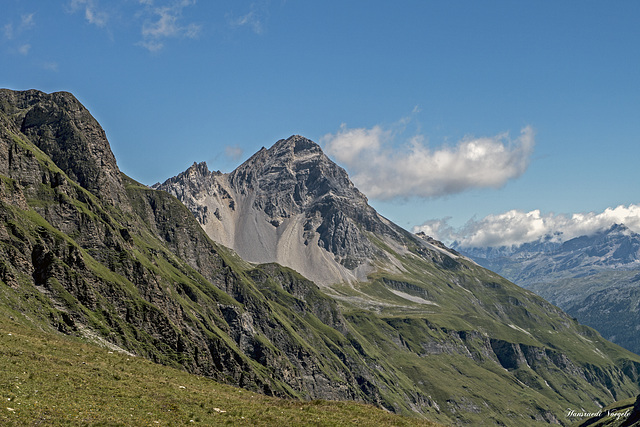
[2,89,640,425]
[458,224,640,354]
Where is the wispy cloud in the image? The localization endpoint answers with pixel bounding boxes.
[228,2,268,35]
[3,12,36,55]
[224,145,244,162]
[21,13,35,30]
[18,44,31,55]
[139,0,201,51]
[69,0,109,27]
[65,0,200,51]
[3,23,13,40]
[414,204,640,248]
[42,61,60,72]
[321,123,535,200]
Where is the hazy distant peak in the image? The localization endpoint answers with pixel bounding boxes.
[607,222,632,235]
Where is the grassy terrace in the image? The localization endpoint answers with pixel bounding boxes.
[0,316,439,427]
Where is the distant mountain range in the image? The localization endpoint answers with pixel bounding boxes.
[457,224,640,354]
[2,88,640,425]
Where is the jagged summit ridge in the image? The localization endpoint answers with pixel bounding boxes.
[157,134,414,285]
[229,135,366,205]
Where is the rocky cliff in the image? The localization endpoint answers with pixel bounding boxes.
[155,135,429,286]
[2,89,640,425]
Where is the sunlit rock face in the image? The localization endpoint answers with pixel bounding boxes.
[156,134,438,286]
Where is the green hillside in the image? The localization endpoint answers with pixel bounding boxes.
[0,315,438,426]
[1,89,640,425]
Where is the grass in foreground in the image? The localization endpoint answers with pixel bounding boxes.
[0,317,439,426]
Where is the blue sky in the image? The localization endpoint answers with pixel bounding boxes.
[3,0,639,247]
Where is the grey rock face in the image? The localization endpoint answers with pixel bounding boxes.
[156,135,417,285]
[0,89,125,206]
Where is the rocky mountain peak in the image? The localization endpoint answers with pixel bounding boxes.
[231,135,357,195]
[186,161,210,177]
[157,135,413,285]
[606,222,632,236]
[273,134,323,154]
[559,222,640,264]
[228,135,368,219]
[0,89,125,205]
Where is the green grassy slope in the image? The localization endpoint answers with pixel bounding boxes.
[0,315,439,427]
[527,270,640,355]
[327,236,640,425]
[0,90,438,419]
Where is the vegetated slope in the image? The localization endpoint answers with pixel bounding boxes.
[458,225,640,354]
[571,395,640,427]
[0,89,638,426]
[159,135,640,425]
[0,316,438,427]
[0,89,411,408]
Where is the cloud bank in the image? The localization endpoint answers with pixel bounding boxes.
[322,124,535,200]
[414,204,640,248]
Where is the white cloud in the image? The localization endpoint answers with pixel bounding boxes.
[142,8,179,38]
[139,0,201,51]
[21,13,35,30]
[43,61,59,71]
[322,124,535,200]
[414,204,640,248]
[3,12,35,54]
[69,0,109,27]
[138,39,164,52]
[322,124,388,165]
[65,0,200,51]
[4,13,36,40]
